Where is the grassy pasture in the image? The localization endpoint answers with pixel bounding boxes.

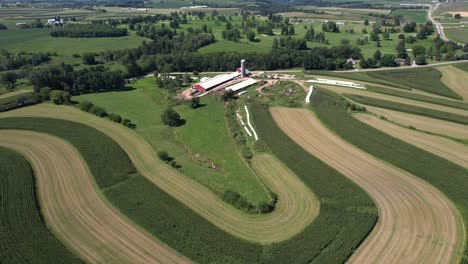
[311,89,468,262]
[0,29,146,55]
[0,147,82,264]
[75,77,271,206]
[0,116,376,263]
[444,27,468,44]
[345,94,468,125]
[390,9,428,23]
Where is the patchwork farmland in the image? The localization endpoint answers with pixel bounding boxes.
[1,1,468,263]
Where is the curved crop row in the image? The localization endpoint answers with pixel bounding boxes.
[0,104,316,244]
[0,130,188,264]
[311,89,468,262]
[355,114,468,168]
[0,147,82,264]
[0,106,376,263]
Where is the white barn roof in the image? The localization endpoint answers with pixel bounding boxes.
[197,72,240,90]
[226,78,257,92]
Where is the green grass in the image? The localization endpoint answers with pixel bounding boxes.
[367,86,468,110]
[454,62,468,72]
[0,116,377,263]
[390,9,428,23]
[444,27,468,44]
[75,77,271,206]
[0,146,83,264]
[0,28,146,55]
[345,94,468,125]
[310,88,468,262]
[366,67,462,99]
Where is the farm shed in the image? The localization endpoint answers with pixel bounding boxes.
[192,72,240,92]
[226,79,257,92]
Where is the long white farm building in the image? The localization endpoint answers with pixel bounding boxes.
[192,72,240,92]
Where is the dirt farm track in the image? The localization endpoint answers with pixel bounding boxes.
[270,107,465,264]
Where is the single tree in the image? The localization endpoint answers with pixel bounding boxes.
[161,108,183,126]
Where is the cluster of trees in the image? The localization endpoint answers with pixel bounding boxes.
[51,24,128,38]
[79,101,136,128]
[29,64,125,95]
[0,50,51,71]
[222,28,241,41]
[322,21,340,33]
[272,37,308,50]
[360,50,398,68]
[304,27,327,43]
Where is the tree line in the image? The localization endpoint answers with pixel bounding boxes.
[29,64,125,95]
[0,50,51,71]
[51,24,128,38]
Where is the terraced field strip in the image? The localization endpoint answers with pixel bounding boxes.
[270,107,463,264]
[0,104,318,244]
[0,89,33,99]
[0,130,189,264]
[319,84,468,116]
[355,114,468,168]
[438,65,468,101]
[0,147,82,264]
[366,106,468,139]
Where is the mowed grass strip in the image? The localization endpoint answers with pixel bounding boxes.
[345,94,468,125]
[251,104,378,263]
[437,65,468,101]
[311,89,468,262]
[367,67,462,99]
[0,130,188,264]
[0,147,83,264]
[364,106,468,140]
[354,114,468,168]
[367,86,468,110]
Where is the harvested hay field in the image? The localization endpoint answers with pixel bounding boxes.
[0,104,317,244]
[0,147,82,264]
[355,114,468,168]
[270,107,464,264]
[438,65,468,101]
[319,84,468,116]
[0,130,189,264]
[366,106,468,139]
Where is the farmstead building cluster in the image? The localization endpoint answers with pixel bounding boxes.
[192,59,253,93]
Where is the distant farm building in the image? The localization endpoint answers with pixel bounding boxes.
[48,16,64,25]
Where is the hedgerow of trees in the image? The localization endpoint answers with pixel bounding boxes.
[51,24,128,38]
